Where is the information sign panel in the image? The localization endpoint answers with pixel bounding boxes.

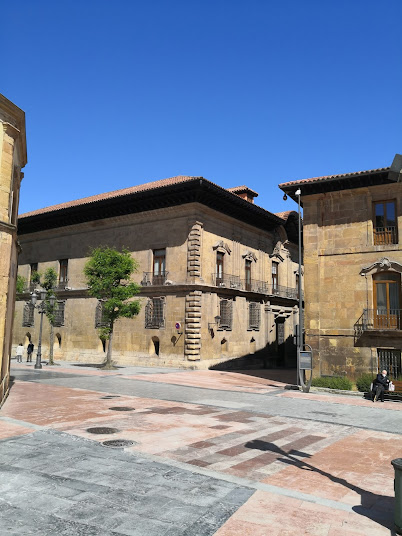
[300,350,313,370]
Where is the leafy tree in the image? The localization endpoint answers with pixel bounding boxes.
[84,246,141,369]
[41,268,58,366]
[31,270,41,285]
[16,275,26,295]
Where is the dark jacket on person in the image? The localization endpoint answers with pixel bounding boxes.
[374,373,389,389]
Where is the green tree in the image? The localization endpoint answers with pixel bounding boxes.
[84,246,141,369]
[16,275,26,295]
[41,268,58,366]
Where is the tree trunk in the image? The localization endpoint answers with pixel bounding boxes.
[102,324,115,369]
[48,324,55,365]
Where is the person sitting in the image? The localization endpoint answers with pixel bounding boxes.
[372,370,390,402]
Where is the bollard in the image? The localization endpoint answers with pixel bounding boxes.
[391,458,402,534]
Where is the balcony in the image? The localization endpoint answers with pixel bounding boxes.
[211,274,301,299]
[354,308,402,338]
[374,226,398,245]
[141,271,169,286]
[212,273,242,289]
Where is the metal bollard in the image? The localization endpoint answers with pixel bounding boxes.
[391,458,402,534]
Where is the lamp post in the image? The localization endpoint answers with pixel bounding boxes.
[31,289,56,370]
[295,188,303,386]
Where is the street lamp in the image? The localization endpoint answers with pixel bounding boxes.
[295,188,303,387]
[31,289,56,369]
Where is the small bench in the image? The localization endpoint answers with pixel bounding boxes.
[370,380,402,398]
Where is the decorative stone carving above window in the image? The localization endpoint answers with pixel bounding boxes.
[242,251,257,262]
[269,241,288,262]
[213,241,231,255]
[360,257,402,276]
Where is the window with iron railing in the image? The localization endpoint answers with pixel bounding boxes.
[22,302,35,327]
[95,300,109,328]
[53,301,66,327]
[219,298,233,330]
[145,297,165,329]
[373,200,398,245]
[248,302,260,330]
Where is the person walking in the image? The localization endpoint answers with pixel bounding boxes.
[27,342,34,362]
[15,343,24,363]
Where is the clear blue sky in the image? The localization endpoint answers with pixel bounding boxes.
[3,0,402,216]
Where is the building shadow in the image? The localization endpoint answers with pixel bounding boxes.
[209,337,298,386]
[245,439,396,534]
[71,363,125,369]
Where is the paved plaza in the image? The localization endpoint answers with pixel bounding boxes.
[0,362,401,535]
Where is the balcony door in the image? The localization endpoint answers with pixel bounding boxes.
[373,272,401,329]
[245,260,252,291]
[153,249,166,285]
[216,252,224,286]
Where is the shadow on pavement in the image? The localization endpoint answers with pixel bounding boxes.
[72,363,125,369]
[245,439,396,534]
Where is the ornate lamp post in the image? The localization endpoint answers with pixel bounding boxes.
[31,289,56,370]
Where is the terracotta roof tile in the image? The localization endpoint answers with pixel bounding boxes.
[274,210,295,221]
[279,166,390,188]
[19,175,203,219]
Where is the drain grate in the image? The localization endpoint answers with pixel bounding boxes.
[109,406,135,411]
[86,427,120,435]
[102,439,136,448]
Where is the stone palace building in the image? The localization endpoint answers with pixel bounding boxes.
[14,176,302,369]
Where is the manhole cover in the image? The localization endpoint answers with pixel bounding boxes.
[109,407,135,411]
[100,395,121,399]
[102,439,136,448]
[86,427,120,434]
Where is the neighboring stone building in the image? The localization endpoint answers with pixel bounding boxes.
[0,94,27,406]
[14,176,301,369]
[280,155,402,380]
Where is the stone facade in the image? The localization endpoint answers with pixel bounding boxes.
[0,94,27,406]
[280,157,402,380]
[14,178,301,369]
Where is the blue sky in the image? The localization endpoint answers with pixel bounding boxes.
[3,0,402,216]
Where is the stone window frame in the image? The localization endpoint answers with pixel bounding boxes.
[373,199,398,245]
[53,300,66,327]
[22,302,35,327]
[248,301,261,331]
[219,298,233,330]
[145,297,166,329]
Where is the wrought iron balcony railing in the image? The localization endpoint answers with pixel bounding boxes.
[211,274,301,300]
[373,226,398,245]
[212,273,242,289]
[141,271,169,286]
[354,308,402,338]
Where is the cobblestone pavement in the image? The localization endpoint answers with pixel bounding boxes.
[0,361,400,535]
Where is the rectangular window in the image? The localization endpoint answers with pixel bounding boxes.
[153,249,166,285]
[145,297,165,328]
[59,259,68,288]
[272,262,279,293]
[373,200,398,245]
[216,252,224,285]
[245,260,252,291]
[95,300,109,328]
[377,348,401,379]
[53,301,65,327]
[29,263,38,290]
[248,302,260,330]
[219,298,233,330]
[22,302,35,327]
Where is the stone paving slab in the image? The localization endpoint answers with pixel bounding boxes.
[1,365,401,535]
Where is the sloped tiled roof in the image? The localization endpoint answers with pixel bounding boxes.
[274,210,295,221]
[20,176,203,219]
[278,166,390,188]
[227,185,259,197]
